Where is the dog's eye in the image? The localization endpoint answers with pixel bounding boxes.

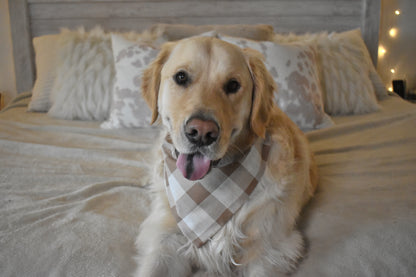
[174,71,189,86]
[224,79,241,94]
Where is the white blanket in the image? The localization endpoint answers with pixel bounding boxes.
[1,93,415,276]
[296,95,416,276]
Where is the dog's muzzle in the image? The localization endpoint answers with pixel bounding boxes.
[173,115,220,181]
[184,117,219,147]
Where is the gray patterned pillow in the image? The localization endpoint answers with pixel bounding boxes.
[274,29,383,112]
[101,34,159,129]
[220,35,333,132]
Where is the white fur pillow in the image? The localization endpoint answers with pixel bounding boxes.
[274,29,382,115]
[221,35,333,132]
[48,28,115,120]
[28,34,60,112]
[100,34,159,129]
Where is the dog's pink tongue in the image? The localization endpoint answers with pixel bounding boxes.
[176,153,211,181]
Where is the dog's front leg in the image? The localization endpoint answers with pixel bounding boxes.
[239,193,306,277]
[136,232,191,277]
[135,196,192,277]
[242,229,304,277]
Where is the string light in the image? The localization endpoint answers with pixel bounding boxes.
[379,7,402,89]
[378,45,387,57]
[389,28,397,38]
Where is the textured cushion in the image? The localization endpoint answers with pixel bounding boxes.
[317,30,380,115]
[151,24,274,41]
[28,34,60,112]
[221,35,333,132]
[369,64,389,100]
[274,29,384,114]
[47,28,114,120]
[101,34,159,129]
[30,26,157,119]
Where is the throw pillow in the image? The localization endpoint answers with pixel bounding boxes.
[28,34,60,112]
[48,27,114,120]
[221,35,333,132]
[100,34,159,129]
[151,24,274,41]
[274,29,384,113]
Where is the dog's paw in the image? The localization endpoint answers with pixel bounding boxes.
[266,230,305,274]
[243,230,304,277]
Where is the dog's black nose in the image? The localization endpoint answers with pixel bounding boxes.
[185,118,219,146]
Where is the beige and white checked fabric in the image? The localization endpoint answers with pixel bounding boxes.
[162,135,272,247]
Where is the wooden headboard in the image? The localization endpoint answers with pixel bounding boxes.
[9,0,381,94]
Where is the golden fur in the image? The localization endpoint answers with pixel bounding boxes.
[136,37,317,277]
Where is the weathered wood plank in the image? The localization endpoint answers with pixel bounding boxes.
[31,15,361,37]
[8,0,35,93]
[362,0,380,66]
[28,0,361,3]
[29,1,362,19]
[28,0,159,2]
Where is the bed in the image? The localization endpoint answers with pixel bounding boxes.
[2,0,416,276]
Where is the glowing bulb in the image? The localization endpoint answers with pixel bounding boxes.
[378,45,386,57]
[389,28,397,37]
[390,68,396,74]
[395,10,400,15]
[388,87,393,92]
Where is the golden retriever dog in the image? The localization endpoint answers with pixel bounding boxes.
[136,37,317,277]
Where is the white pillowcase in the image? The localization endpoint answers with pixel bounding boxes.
[101,34,159,129]
[221,35,333,132]
[47,28,115,120]
[28,34,59,112]
[274,29,383,114]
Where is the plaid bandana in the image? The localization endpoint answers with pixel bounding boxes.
[162,135,272,247]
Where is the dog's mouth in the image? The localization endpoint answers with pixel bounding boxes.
[175,145,245,181]
[176,151,217,181]
[171,122,241,181]
[173,130,245,181]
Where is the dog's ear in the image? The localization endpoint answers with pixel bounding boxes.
[244,48,276,138]
[142,42,176,124]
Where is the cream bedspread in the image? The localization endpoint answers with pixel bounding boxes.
[1,93,415,276]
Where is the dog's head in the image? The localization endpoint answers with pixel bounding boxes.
[142,37,275,180]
